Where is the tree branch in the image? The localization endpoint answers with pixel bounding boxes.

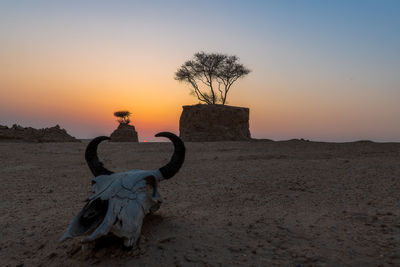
[175,52,250,105]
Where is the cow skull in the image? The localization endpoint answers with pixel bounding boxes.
[60,132,185,247]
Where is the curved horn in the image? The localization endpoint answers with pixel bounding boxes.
[85,136,114,177]
[155,132,185,179]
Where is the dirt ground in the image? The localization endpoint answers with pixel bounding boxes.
[0,140,399,266]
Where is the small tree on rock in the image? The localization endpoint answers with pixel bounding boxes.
[114,111,131,125]
[175,52,250,105]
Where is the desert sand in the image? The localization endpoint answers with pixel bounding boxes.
[0,140,399,266]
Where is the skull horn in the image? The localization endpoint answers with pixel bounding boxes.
[85,136,114,177]
[155,132,185,179]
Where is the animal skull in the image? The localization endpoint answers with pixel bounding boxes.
[60,132,185,247]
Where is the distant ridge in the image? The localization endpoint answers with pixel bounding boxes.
[0,124,79,142]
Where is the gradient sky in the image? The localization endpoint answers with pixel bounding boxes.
[1,0,399,141]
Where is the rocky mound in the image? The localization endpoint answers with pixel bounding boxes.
[0,124,79,142]
[110,123,138,142]
[179,104,251,141]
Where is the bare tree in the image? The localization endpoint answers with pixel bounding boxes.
[114,111,131,125]
[175,52,250,105]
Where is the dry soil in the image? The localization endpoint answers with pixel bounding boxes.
[0,140,399,266]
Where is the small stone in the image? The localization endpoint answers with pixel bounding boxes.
[47,252,57,259]
[159,237,176,243]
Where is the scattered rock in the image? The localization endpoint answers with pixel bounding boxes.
[0,124,79,142]
[47,252,57,259]
[67,246,81,256]
[159,237,176,243]
[179,104,251,141]
[110,123,138,142]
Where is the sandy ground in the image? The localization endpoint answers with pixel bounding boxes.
[0,140,399,266]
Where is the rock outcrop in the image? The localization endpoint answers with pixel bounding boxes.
[0,124,79,142]
[179,104,251,141]
[110,123,139,142]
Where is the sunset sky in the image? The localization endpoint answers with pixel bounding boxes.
[1,0,399,141]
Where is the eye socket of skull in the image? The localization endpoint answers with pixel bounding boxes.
[145,176,157,197]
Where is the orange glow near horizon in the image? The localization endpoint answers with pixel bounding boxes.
[0,49,194,141]
[1,62,400,142]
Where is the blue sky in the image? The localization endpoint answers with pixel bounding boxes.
[1,0,399,141]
